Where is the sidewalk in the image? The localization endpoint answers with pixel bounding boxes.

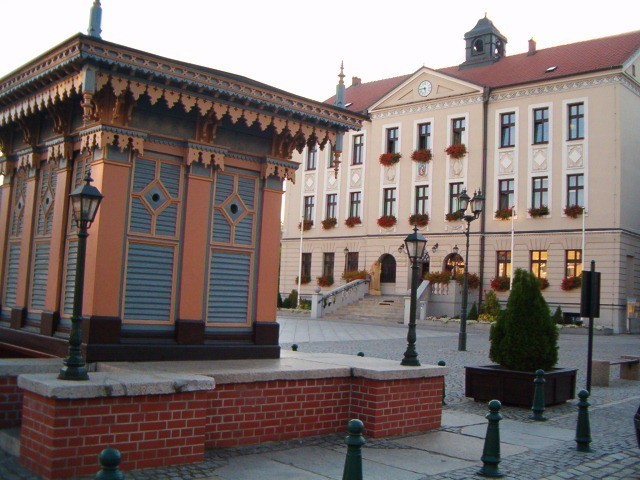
[0,314,638,479]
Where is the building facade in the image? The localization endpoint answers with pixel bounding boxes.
[280,17,640,332]
[0,25,363,360]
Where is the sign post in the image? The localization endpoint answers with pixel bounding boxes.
[580,260,601,393]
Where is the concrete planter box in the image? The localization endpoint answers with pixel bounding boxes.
[465,365,577,407]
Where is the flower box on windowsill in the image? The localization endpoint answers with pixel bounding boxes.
[377,215,397,229]
[298,220,313,231]
[445,211,463,222]
[490,276,510,292]
[379,152,401,166]
[539,277,550,290]
[564,205,584,218]
[344,216,362,228]
[342,270,368,282]
[409,213,429,228]
[295,274,311,285]
[321,217,337,230]
[561,275,582,291]
[317,275,334,287]
[529,206,549,218]
[494,207,513,220]
[445,143,467,159]
[411,149,432,163]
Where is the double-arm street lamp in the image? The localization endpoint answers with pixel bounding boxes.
[457,189,485,352]
[401,226,427,366]
[59,170,103,381]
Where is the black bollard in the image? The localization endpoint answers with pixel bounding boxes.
[478,400,504,478]
[357,352,365,357]
[437,360,446,405]
[529,369,547,421]
[291,344,298,351]
[342,419,365,480]
[575,389,592,452]
[95,447,124,480]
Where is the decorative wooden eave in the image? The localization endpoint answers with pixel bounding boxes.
[0,34,365,144]
[78,125,147,154]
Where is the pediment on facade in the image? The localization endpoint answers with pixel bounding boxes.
[370,67,483,112]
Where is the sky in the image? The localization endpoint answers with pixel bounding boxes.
[1,1,639,103]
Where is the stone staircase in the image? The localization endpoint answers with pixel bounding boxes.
[322,294,405,323]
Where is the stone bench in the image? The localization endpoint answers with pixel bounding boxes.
[592,355,640,386]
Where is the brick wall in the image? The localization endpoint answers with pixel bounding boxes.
[19,390,208,479]
[205,376,443,448]
[351,377,443,437]
[0,375,22,428]
[206,377,352,448]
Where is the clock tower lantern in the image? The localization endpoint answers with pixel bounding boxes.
[460,15,508,69]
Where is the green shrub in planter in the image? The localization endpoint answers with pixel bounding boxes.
[481,290,501,317]
[489,269,558,372]
[468,302,479,320]
[552,306,564,325]
[287,289,298,309]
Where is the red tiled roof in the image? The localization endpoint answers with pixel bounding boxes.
[328,30,640,114]
[324,74,412,114]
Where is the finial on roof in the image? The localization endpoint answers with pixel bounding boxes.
[339,61,345,85]
[88,0,102,39]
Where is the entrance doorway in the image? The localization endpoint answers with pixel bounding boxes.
[380,254,396,283]
[443,253,464,279]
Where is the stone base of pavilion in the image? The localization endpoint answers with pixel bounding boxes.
[0,352,447,479]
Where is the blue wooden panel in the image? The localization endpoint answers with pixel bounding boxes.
[215,173,234,205]
[124,242,174,321]
[63,241,78,315]
[130,197,152,233]
[237,176,256,209]
[160,163,180,198]
[3,244,20,308]
[30,243,50,311]
[207,250,250,323]
[212,210,231,243]
[235,214,254,245]
[133,158,156,193]
[156,204,177,236]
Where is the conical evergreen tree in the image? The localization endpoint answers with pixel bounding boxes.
[489,269,558,371]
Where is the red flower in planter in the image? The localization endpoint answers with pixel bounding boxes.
[538,277,550,290]
[409,213,429,227]
[561,275,582,291]
[298,219,313,231]
[529,205,549,217]
[411,149,432,162]
[321,217,337,230]
[377,215,397,228]
[379,152,401,166]
[345,216,362,227]
[317,275,334,287]
[445,143,467,159]
[494,207,513,220]
[490,276,510,292]
[445,210,463,222]
[564,205,584,218]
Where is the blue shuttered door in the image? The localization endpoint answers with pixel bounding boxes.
[207,250,250,323]
[30,243,50,311]
[124,242,174,322]
[4,244,21,308]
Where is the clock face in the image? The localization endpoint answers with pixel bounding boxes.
[418,80,432,97]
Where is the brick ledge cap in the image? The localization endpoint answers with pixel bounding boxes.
[17,372,215,399]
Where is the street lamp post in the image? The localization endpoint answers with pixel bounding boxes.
[58,170,103,381]
[401,225,427,366]
[457,189,485,352]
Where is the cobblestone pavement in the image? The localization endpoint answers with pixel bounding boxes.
[0,318,638,479]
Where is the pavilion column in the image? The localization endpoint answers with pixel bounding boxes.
[253,175,284,345]
[41,159,73,336]
[176,163,213,344]
[80,147,131,350]
[12,166,38,328]
[0,175,14,312]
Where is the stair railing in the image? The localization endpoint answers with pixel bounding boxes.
[311,279,370,319]
[403,279,431,325]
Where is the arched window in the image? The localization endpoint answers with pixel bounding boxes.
[443,253,464,278]
[380,254,396,283]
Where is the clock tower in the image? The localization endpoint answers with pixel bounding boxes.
[460,15,507,70]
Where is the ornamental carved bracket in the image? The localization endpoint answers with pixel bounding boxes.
[261,161,295,183]
[48,100,75,135]
[195,111,222,144]
[17,115,41,147]
[46,137,74,164]
[16,148,40,171]
[80,128,145,155]
[186,144,225,170]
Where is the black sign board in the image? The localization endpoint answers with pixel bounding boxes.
[580,270,601,318]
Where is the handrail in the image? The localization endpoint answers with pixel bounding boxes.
[311,278,370,318]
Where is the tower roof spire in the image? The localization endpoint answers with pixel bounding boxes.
[88,0,102,39]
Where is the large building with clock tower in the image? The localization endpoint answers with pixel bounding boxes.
[279,16,640,332]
